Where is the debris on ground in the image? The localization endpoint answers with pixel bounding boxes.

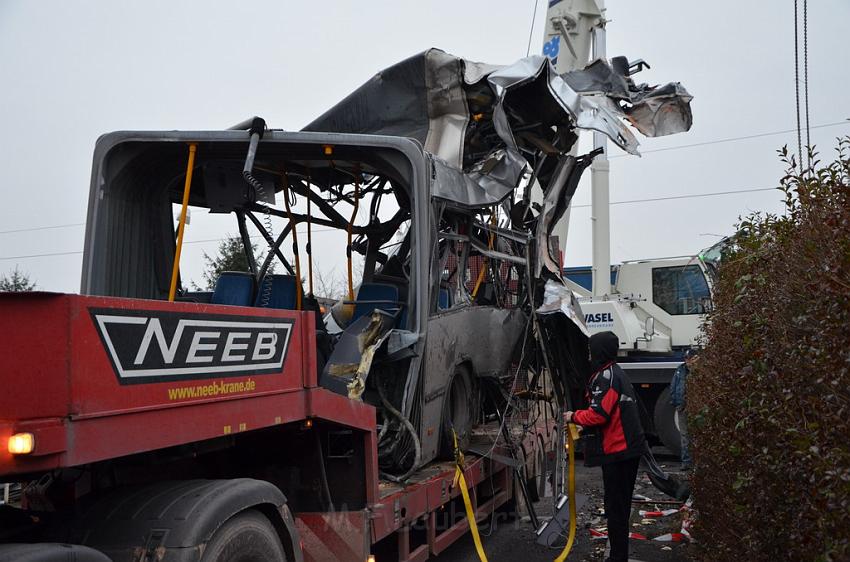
[639,508,681,518]
[435,456,694,561]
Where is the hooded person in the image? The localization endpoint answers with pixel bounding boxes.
[565,331,646,562]
[670,347,697,470]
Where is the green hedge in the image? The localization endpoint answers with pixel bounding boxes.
[689,140,850,561]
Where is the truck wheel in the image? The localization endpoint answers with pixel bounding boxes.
[654,387,682,458]
[202,510,287,562]
[438,365,475,459]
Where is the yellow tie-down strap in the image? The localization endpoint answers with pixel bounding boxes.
[554,422,580,562]
[451,422,579,562]
[452,429,489,562]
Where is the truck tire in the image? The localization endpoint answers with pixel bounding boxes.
[438,365,475,459]
[0,544,111,562]
[202,510,287,562]
[654,387,682,457]
[45,479,302,562]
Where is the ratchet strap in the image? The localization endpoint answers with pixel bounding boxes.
[345,164,360,318]
[168,143,197,302]
[280,170,302,310]
[452,429,489,562]
[554,423,580,562]
[306,173,314,295]
[471,211,497,299]
[346,165,361,303]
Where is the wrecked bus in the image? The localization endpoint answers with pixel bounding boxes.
[82,49,691,477]
[81,127,533,480]
[1,49,691,560]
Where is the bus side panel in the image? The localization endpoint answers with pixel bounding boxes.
[420,307,527,462]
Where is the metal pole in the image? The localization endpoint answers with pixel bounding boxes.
[590,11,611,297]
[168,143,197,302]
[542,0,606,265]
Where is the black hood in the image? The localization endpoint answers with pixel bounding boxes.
[589,331,619,372]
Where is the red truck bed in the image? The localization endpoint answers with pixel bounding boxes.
[297,431,526,562]
[0,292,376,476]
[1,292,546,561]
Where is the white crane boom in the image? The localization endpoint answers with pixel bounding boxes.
[543,0,610,296]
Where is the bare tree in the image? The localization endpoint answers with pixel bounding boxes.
[312,267,346,300]
[312,260,364,301]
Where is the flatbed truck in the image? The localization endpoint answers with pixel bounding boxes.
[0,40,693,560]
[0,126,555,562]
[1,292,541,561]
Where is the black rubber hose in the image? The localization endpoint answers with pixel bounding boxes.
[243,169,274,306]
[314,430,334,511]
[376,376,422,483]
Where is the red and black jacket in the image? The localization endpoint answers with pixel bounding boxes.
[573,361,646,466]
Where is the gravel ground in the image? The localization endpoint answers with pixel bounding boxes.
[435,452,694,562]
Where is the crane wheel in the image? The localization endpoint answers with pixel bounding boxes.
[654,387,683,458]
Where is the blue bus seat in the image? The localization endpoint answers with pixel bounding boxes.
[255,274,299,310]
[396,306,408,329]
[211,272,254,306]
[438,287,451,310]
[351,283,401,323]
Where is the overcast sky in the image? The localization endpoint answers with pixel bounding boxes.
[1,0,848,292]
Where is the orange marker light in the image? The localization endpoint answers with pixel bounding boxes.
[323,145,334,156]
[8,432,34,455]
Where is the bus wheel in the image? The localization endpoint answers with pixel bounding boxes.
[525,434,546,503]
[202,510,288,562]
[439,365,475,459]
[653,387,683,458]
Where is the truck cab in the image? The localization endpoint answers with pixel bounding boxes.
[564,256,713,453]
[565,256,712,350]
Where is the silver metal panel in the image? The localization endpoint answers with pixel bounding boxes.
[419,306,527,461]
[429,150,525,208]
[423,50,469,169]
[486,55,640,155]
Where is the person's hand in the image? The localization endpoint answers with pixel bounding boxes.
[563,411,575,425]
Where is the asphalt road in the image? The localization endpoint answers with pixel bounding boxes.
[434,452,694,562]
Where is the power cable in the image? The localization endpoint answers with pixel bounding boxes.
[0,229,338,261]
[0,208,372,237]
[794,0,802,167]
[803,0,811,169]
[0,250,83,261]
[526,0,540,57]
[608,120,849,159]
[0,187,781,261]
[3,119,847,239]
[0,222,85,235]
[570,186,776,209]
